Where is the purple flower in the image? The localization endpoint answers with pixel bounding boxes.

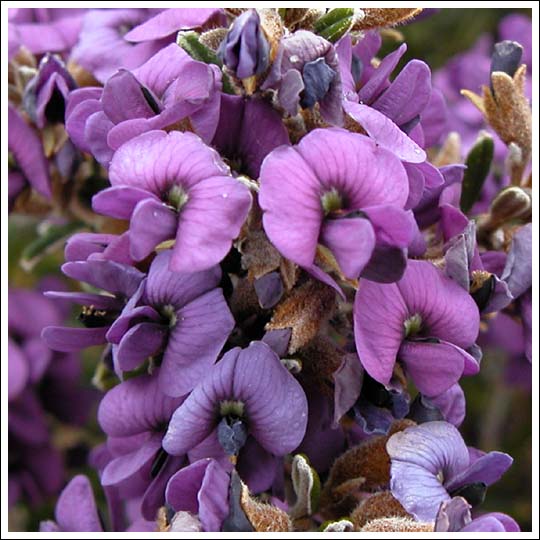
[163,341,308,473]
[8,8,87,60]
[106,249,235,397]
[166,458,230,532]
[218,9,270,79]
[8,104,51,209]
[354,260,481,396]
[434,496,520,532]
[211,95,290,178]
[66,43,222,167]
[387,421,513,521]
[92,130,252,272]
[262,30,343,125]
[23,53,76,128]
[97,373,185,521]
[259,128,414,284]
[42,259,145,352]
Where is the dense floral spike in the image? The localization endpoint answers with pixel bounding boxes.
[8,8,531,533]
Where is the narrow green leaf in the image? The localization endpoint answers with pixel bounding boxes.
[20,221,85,272]
[460,133,494,213]
[177,31,235,95]
[313,8,355,33]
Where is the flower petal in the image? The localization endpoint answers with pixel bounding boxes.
[170,176,252,273]
[115,322,168,372]
[129,198,178,261]
[399,340,467,397]
[92,186,158,220]
[388,421,470,521]
[446,451,513,492]
[159,289,235,397]
[320,217,375,279]
[343,102,425,163]
[55,475,102,532]
[98,373,184,437]
[41,326,108,352]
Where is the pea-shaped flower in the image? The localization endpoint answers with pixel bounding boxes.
[92,130,252,273]
[163,341,308,464]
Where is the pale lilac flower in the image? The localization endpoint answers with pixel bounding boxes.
[387,421,513,521]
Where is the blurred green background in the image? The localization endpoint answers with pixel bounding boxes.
[8,7,533,532]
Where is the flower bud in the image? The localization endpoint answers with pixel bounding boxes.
[351,491,410,530]
[490,186,531,225]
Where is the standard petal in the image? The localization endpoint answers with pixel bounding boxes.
[109,130,230,194]
[98,373,184,437]
[388,421,470,521]
[159,289,235,397]
[397,260,480,349]
[296,129,409,208]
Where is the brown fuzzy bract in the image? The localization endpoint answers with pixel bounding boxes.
[361,516,434,532]
[241,484,293,532]
[351,491,410,530]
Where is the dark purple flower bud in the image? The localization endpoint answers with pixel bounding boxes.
[219,9,270,79]
[262,30,343,124]
[490,40,523,78]
[23,53,76,128]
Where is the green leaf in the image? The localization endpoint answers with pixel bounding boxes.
[460,132,494,213]
[314,8,355,42]
[20,220,85,272]
[177,31,235,94]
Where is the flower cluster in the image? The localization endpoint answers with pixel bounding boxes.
[7,7,532,533]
